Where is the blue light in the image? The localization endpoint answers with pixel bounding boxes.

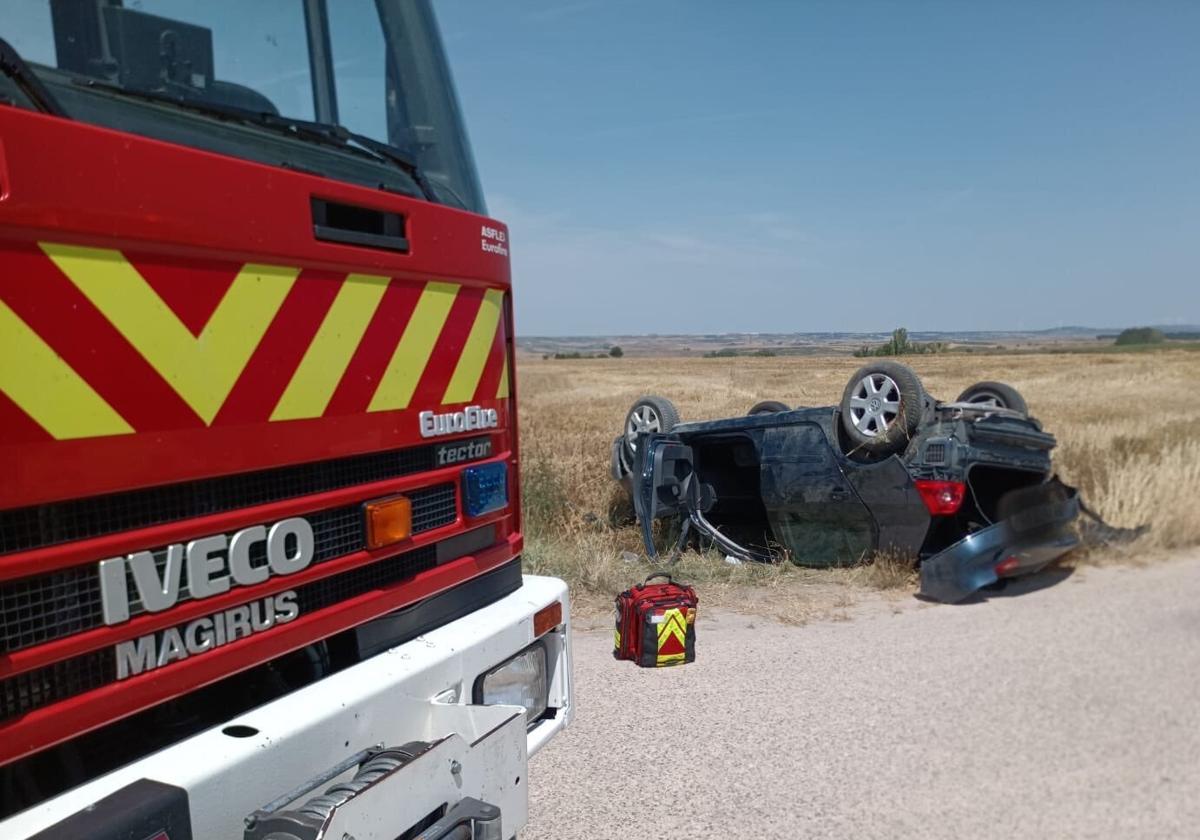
[464,462,508,518]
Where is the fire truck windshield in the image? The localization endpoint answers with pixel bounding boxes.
[2,0,485,213]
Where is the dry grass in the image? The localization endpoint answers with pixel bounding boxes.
[516,350,1200,618]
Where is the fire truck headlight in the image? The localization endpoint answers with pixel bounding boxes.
[474,641,548,725]
[463,462,508,518]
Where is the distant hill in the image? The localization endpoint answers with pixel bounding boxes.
[517,326,1200,358]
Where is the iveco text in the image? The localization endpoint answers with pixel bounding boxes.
[98,517,315,625]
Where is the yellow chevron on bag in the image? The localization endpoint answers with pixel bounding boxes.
[655,608,689,666]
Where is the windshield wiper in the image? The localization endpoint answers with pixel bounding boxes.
[73,78,436,202]
[276,118,443,205]
[0,38,66,116]
[251,116,469,210]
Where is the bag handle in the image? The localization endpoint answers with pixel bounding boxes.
[638,571,674,588]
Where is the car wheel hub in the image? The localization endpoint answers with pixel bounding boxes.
[848,373,901,437]
[626,406,661,452]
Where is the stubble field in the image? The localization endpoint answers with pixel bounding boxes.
[515,350,1200,618]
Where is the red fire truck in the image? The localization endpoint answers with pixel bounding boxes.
[0,3,572,838]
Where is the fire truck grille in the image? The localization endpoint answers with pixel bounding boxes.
[0,484,457,653]
[0,442,457,556]
[1,649,111,722]
[0,544,441,722]
[410,484,457,533]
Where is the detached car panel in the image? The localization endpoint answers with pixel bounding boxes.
[919,480,1081,602]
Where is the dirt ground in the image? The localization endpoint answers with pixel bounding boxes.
[526,550,1200,839]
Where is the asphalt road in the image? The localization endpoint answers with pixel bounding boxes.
[525,554,1200,839]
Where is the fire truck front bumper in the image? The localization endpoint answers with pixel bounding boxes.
[3,574,573,840]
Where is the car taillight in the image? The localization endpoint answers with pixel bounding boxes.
[994,556,1021,575]
[914,479,966,515]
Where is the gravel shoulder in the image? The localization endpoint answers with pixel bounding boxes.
[526,552,1200,839]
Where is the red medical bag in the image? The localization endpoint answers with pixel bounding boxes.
[613,572,698,667]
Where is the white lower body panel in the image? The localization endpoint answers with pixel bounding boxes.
[3,574,572,840]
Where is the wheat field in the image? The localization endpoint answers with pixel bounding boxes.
[515,350,1200,617]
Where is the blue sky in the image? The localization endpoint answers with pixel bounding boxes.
[435,0,1200,336]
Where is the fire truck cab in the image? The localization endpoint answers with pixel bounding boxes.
[0,2,571,838]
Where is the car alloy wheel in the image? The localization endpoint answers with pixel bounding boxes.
[847,372,901,437]
[625,404,662,452]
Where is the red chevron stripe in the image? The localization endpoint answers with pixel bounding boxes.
[324,278,423,416]
[212,268,344,425]
[124,250,237,338]
[0,390,53,444]
[408,285,484,409]
[1,243,202,431]
[473,306,508,402]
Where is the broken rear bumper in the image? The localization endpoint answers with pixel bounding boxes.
[919,484,1081,603]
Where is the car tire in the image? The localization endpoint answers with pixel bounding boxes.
[956,381,1028,415]
[622,395,680,462]
[610,435,632,481]
[839,361,925,455]
[748,400,790,416]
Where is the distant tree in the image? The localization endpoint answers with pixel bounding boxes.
[853,326,946,357]
[1114,327,1166,346]
[703,348,740,358]
[609,345,624,357]
[751,349,776,357]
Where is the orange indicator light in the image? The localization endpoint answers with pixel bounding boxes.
[364,495,412,549]
[534,601,563,637]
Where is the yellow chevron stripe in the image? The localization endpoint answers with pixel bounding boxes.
[271,273,390,420]
[657,610,688,646]
[0,301,133,439]
[443,288,504,405]
[496,354,510,399]
[368,281,459,412]
[42,243,297,424]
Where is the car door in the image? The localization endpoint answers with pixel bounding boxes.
[758,423,875,566]
[841,457,930,557]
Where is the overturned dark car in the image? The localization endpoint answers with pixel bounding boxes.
[611,362,1083,603]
